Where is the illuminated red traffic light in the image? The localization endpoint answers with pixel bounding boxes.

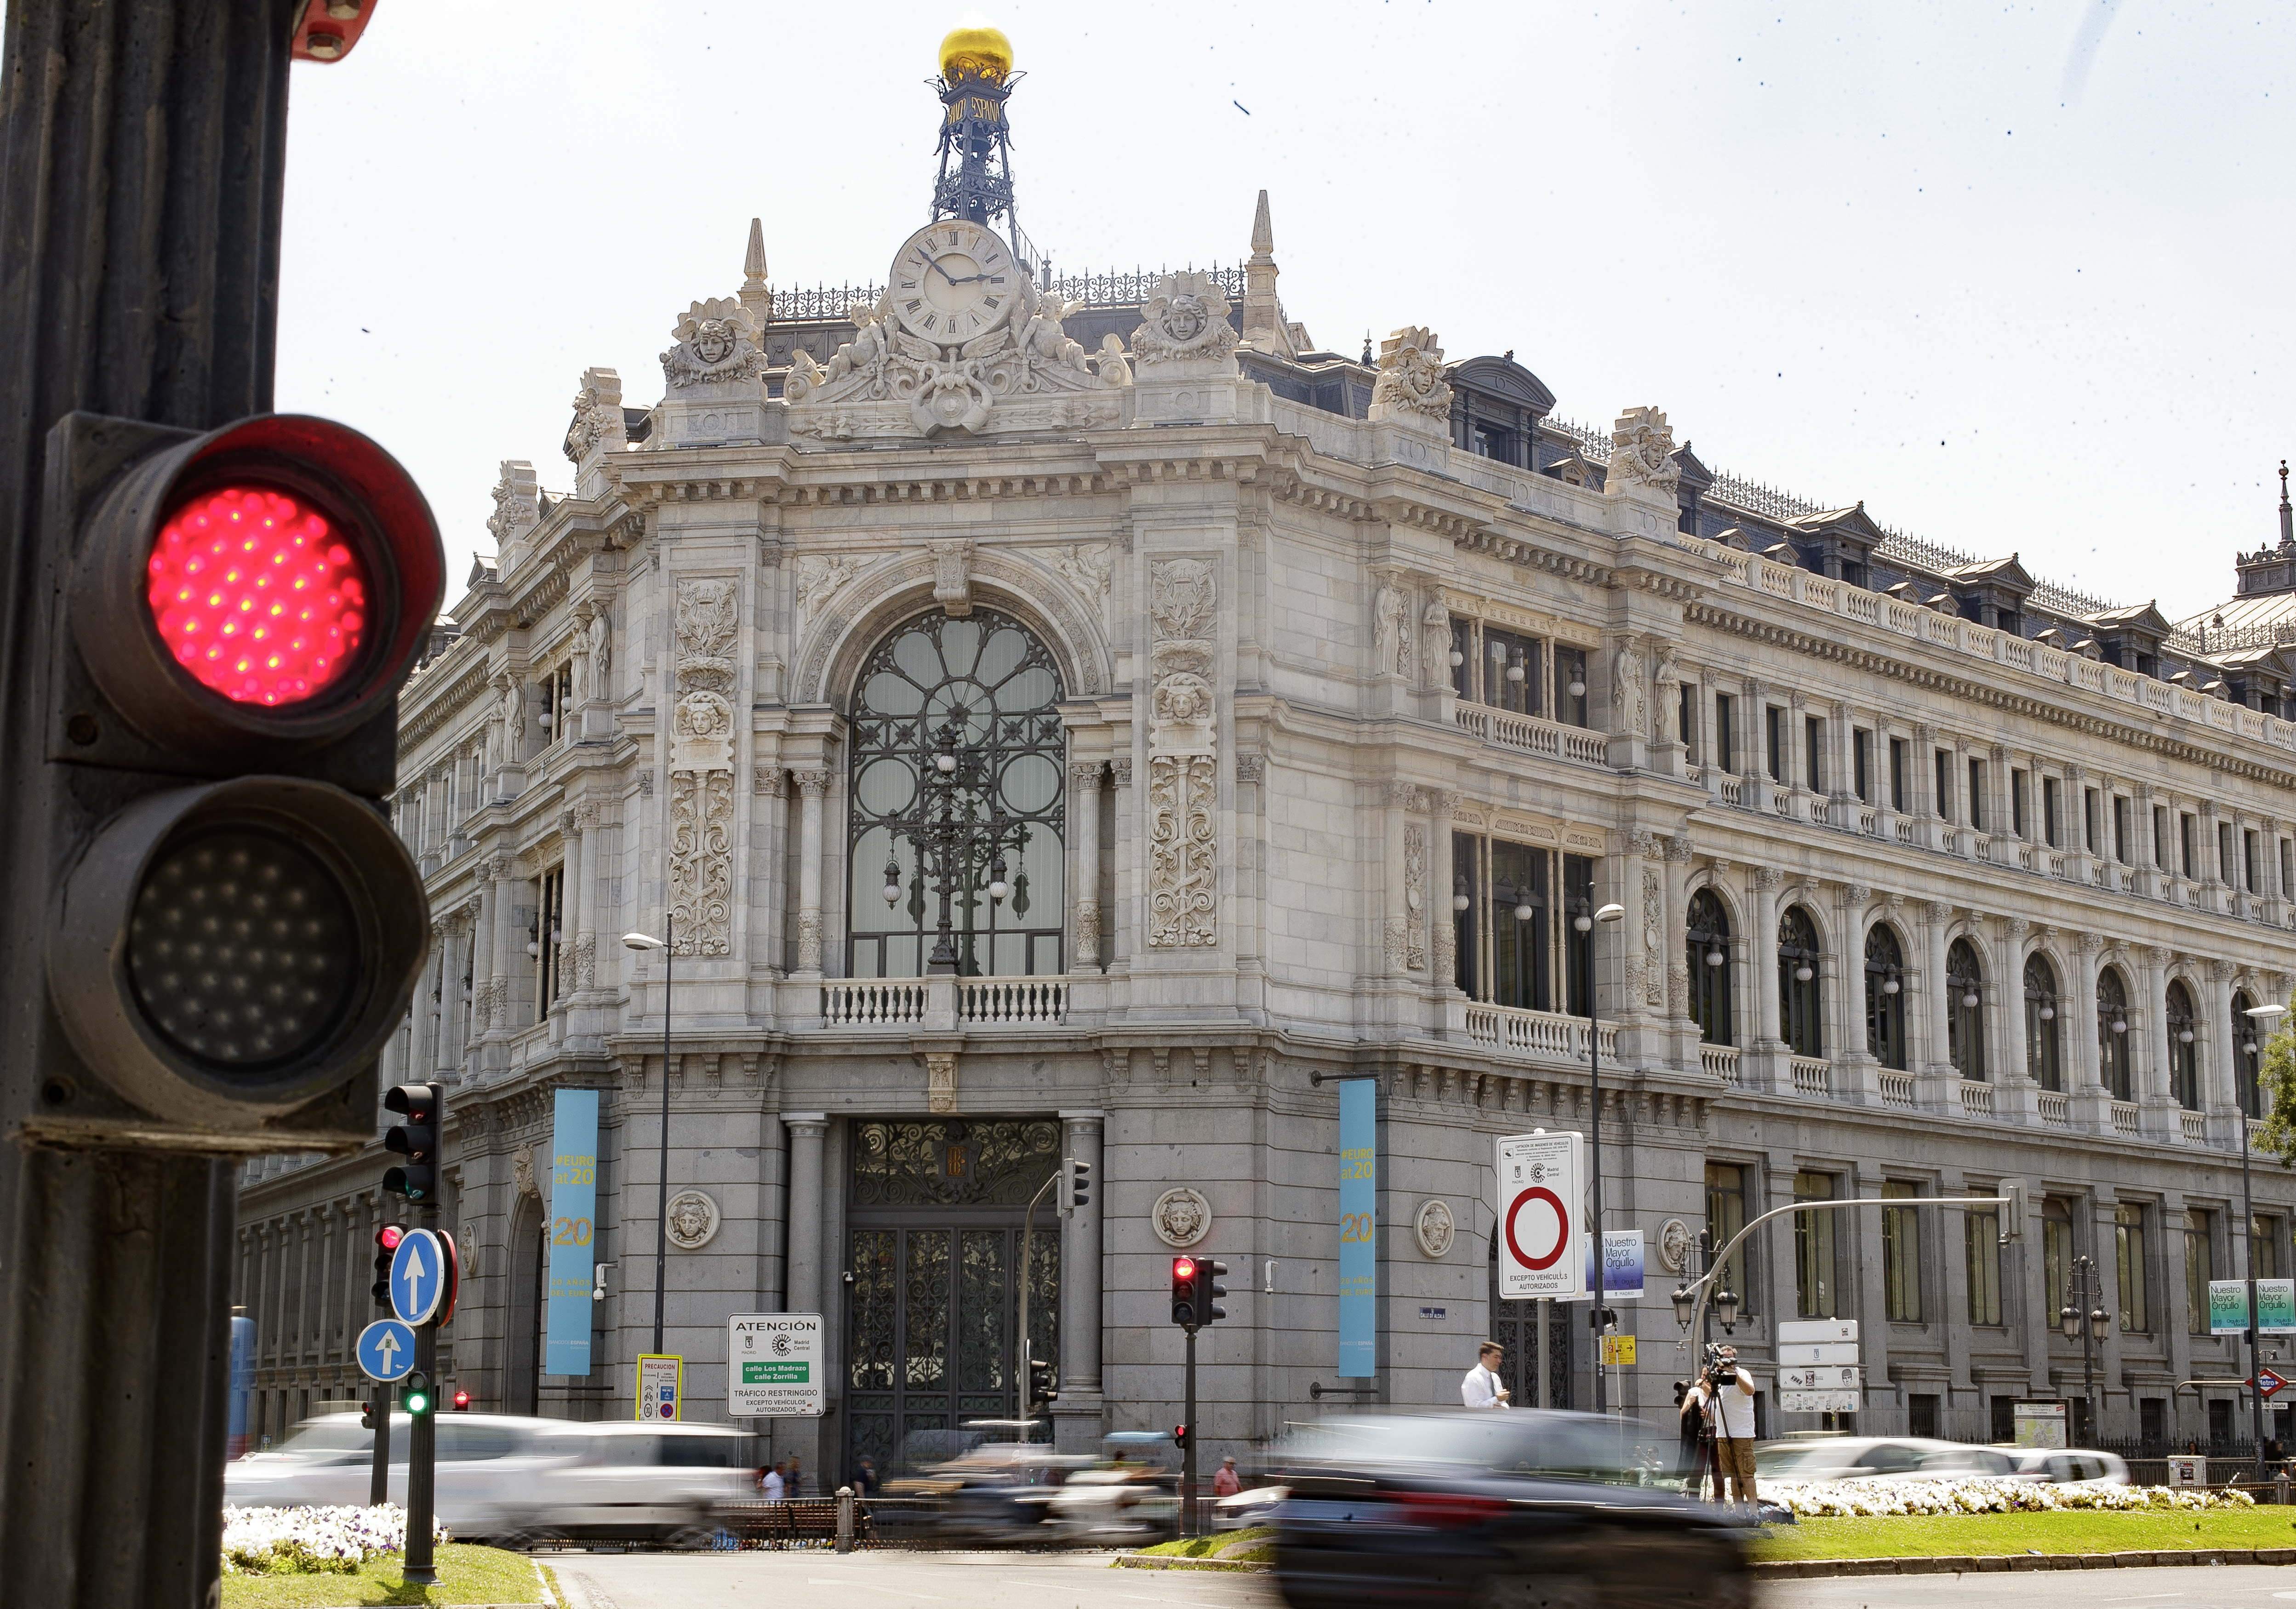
[147,484,369,706]
[1173,1257,1197,1281]
[377,1226,403,1252]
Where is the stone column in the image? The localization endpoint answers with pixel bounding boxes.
[1382,782,1415,980]
[1696,674,1720,794]
[1054,1110,1106,1452]
[2205,959,2239,1125]
[1994,918,2034,1121]
[1431,792,1460,993]
[783,1114,828,1315]
[1662,835,1695,1033]
[560,808,586,1003]
[1990,745,2014,842]
[792,770,830,976]
[1108,758,1134,970]
[314,1204,337,1361]
[291,1210,314,1363]
[345,1194,371,1365]
[489,855,517,1039]
[1068,761,1104,970]
[2139,946,2178,1138]
[1920,901,1955,1102]
[1839,884,1872,1071]
[1828,701,1856,806]
[1751,866,1783,1055]
[410,932,439,1078]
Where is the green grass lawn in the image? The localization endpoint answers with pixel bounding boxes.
[1133,1526,1274,1563]
[1753,1508,2296,1562]
[219,1544,542,1608]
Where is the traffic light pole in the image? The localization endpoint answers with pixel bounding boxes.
[0,6,299,1604]
[1182,1325,1198,1539]
[403,1186,440,1586]
[369,1394,392,1507]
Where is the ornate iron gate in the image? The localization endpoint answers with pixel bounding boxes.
[844,1119,1061,1475]
[1487,1243,1574,1409]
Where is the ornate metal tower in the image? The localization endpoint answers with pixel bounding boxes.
[930,27,1033,267]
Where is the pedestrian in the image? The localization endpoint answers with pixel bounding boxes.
[1688,1347,1758,1511]
[762,1460,786,1503]
[1461,1341,1513,1409]
[1212,1456,1242,1499]
[786,1454,805,1499]
[855,1455,880,1496]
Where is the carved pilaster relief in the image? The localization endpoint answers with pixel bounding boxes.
[1147,558,1218,948]
[1404,822,1428,972]
[1642,864,1665,1009]
[668,577,738,955]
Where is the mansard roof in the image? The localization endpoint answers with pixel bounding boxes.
[1945,553,2037,595]
[1784,501,1887,545]
[2086,601,2176,636]
[1448,354,1555,415]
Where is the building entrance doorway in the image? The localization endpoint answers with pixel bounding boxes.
[844,1118,1061,1477]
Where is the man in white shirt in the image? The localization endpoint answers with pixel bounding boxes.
[1461,1341,1512,1409]
[761,1460,787,1503]
[1687,1347,1758,1508]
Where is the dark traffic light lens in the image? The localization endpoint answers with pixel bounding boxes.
[146,484,370,707]
[126,824,358,1067]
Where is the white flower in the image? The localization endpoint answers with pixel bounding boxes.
[1761,1478,2252,1519]
[219,1504,452,1576]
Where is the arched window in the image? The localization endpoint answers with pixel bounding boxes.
[1864,925,1908,1070]
[1947,938,1986,1081]
[2025,953,2062,1092]
[2165,979,2199,1110]
[2098,967,2132,1101]
[846,608,1067,978]
[2234,990,2264,1120]
[1777,906,1824,1057]
[1686,889,1732,1046]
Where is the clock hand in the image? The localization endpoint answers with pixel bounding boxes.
[919,255,956,286]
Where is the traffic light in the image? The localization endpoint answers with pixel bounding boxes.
[404,1373,432,1417]
[371,1223,404,1307]
[1999,1181,2026,1242]
[1028,1353,1058,1407]
[1202,1259,1228,1326]
[360,1398,379,1431]
[1173,1424,1189,1450]
[28,411,442,1145]
[383,1082,442,1202]
[451,1391,471,1413]
[1171,1256,1201,1327]
[1062,1157,1092,1214]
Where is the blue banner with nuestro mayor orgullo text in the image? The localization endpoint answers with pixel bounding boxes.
[544,1089,600,1377]
[1337,1078,1377,1377]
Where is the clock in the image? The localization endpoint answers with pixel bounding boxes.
[887,219,1018,344]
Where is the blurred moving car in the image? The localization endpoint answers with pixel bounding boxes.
[1754,1437,2017,1484]
[224,1412,760,1545]
[1045,1434,1181,1544]
[2007,1448,2130,1485]
[1271,1410,1752,1609]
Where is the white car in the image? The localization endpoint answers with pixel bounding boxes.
[1754,1437,2018,1484]
[2007,1448,2130,1486]
[225,1412,760,1544]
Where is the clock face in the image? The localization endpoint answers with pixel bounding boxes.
[888,220,1017,343]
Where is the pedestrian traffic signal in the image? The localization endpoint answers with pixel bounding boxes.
[28,411,441,1145]
[451,1391,471,1412]
[1171,1256,1201,1327]
[383,1082,442,1202]
[1062,1157,1092,1213]
[1201,1259,1228,1326]
[403,1373,432,1416]
[371,1224,404,1307]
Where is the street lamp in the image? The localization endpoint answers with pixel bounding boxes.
[2243,1002,2286,1477]
[623,923,674,1357]
[1580,899,1625,1412]
[2060,1254,2110,1444]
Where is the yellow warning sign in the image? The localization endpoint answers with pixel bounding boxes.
[1601,1335,1637,1367]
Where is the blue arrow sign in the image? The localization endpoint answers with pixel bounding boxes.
[390,1228,446,1326]
[357,1318,417,1382]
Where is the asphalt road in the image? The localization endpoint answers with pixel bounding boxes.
[546,1552,2296,1609]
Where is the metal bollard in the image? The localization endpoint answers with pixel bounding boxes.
[2277,1470,2290,1507]
[836,1485,855,1554]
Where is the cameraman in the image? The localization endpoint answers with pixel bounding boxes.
[1687,1345,1758,1510]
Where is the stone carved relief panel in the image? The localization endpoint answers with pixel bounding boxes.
[1148,558,1218,948]
[1405,822,1428,972]
[668,577,738,956]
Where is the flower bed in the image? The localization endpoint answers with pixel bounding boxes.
[221,1504,452,1575]
[1765,1479,2256,1518]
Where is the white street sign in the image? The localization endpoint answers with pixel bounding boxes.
[1776,1319,1859,1344]
[1781,1389,1862,1415]
[1781,1365,1861,1391]
[1496,1132,1585,1301]
[729,1313,824,1418]
[1779,1342,1862,1366]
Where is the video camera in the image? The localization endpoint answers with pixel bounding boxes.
[1698,1341,1736,1391]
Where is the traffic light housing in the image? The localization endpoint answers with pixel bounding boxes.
[1202,1259,1228,1326]
[451,1390,471,1412]
[23,410,442,1147]
[371,1223,404,1307]
[1062,1157,1092,1214]
[1173,1424,1189,1450]
[383,1082,442,1203]
[1171,1255,1201,1327]
[360,1398,379,1431]
[1028,1352,1058,1407]
[403,1373,432,1417]
[1999,1181,2026,1242]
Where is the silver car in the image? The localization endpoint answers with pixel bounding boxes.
[2007,1448,2130,1486]
[1754,1436,2018,1483]
[224,1412,760,1544]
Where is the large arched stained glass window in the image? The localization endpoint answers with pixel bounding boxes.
[1865,924,1908,1071]
[2025,953,2062,1092]
[1946,938,1986,1081]
[2098,966,2132,1101]
[2166,979,2199,1111]
[1686,888,1732,1047]
[846,609,1067,978]
[1777,906,1824,1058]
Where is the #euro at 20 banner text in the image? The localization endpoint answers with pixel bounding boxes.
[1336,1078,1376,1378]
[545,1089,600,1376]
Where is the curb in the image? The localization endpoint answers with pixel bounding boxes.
[1113,1553,1267,1572]
[1753,1546,2296,1579]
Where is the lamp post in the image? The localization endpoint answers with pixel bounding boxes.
[622,920,674,1356]
[1576,897,1626,1412]
[2243,1002,2286,1476]
[2059,1255,2110,1445]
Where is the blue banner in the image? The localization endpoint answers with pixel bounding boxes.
[1337,1078,1377,1377]
[545,1089,600,1376]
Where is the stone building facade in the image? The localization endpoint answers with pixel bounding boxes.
[235,181,2296,1476]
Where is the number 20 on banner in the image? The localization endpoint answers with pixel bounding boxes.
[553,1217,594,1247]
[1338,1213,1376,1244]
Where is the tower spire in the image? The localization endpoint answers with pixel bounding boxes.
[930,27,1030,268]
[739,217,771,327]
[2280,458,2292,550]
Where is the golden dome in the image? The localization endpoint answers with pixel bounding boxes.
[938,25,1012,84]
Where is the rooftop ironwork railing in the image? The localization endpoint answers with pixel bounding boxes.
[768,262,1248,325]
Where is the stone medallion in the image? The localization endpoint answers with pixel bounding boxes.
[1415,1199,1456,1260]
[664,1189,722,1251]
[1151,1186,1213,1249]
[1657,1216,1694,1275]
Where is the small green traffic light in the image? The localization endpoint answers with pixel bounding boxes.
[404,1371,432,1415]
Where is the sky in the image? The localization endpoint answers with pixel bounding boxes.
[269,0,2295,620]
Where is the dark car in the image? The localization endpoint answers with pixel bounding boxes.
[1272,1410,1753,1609]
